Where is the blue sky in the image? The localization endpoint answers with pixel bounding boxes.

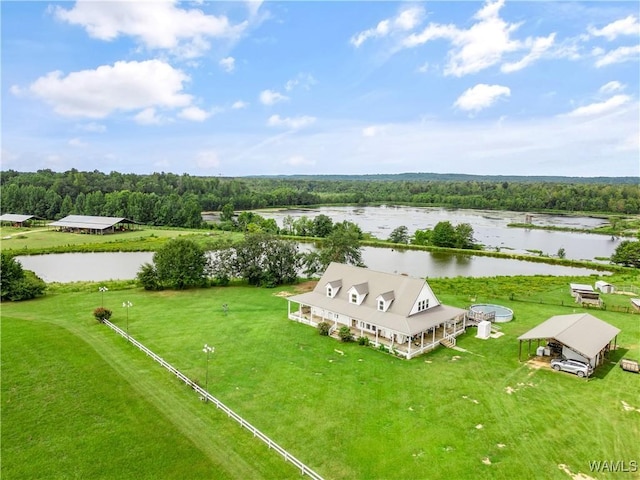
[2,1,639,177]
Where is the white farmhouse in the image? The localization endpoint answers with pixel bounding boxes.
[287,263,467,359]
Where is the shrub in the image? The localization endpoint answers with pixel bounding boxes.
[93,307,113,323]
[317,321,331,336]
[378,344,388,353]
[357,336,370,346]
[338,325,353,343]
[137,262,162,291]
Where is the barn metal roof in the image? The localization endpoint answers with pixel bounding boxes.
[49,215,133,230]
[517,313,620,359]
[0,214,35,222]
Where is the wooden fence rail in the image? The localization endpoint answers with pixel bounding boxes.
[103,320,324,480]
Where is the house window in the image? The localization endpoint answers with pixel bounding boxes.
[378,300,385,311]
[326,286,332,298]
[417,299,429,312]
[350,293,358,304]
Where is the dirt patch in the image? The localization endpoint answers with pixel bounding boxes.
[274,291,293,297]
[558,464,597,480]
[526,357,551,370]
[294,280,317,293]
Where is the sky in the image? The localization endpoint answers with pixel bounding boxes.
[2,0,639,177]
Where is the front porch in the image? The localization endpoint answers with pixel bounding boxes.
[287,303,466,360]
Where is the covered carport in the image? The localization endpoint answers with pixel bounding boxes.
[0,214,45,227]
[518,313,620,368]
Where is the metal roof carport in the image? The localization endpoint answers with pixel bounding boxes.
[517,313,620,366]
[49,215,136,235]
[0,214,43,226]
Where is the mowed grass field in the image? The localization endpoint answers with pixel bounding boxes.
[2,275,639,480]
[0,225,241,254]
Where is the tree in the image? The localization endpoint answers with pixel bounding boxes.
[319,222,365,269]
[151,238,208,289]
[557,248,566,259]
[137,262,161,290]
[312,214,334,237]
[453,223,475,249]
[1,253,46,301]
[611,240,640,268]
[411,229,431,245]
[231,234,300,286]
[431,221,456,248]
[338,325,354,342]
[388,225,409,244]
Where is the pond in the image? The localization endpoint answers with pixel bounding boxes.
[250,205,620,262]
[16,248,604,284]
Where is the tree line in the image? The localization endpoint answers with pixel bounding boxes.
[2,170,639,224]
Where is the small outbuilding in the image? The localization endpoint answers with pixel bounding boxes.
[49,215,137,235]
[0,213,45,227]
[569,283,600,306]
[595,280,615,294]
[518,313,620,368]
[631,298,640,312]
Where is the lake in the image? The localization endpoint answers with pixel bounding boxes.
[251,205,619,261]
[16,248,604,284]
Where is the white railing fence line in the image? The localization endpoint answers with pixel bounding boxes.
[102,320,324,480]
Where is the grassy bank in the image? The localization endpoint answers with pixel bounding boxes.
[3,273,639,479]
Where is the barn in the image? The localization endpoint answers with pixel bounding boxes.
[518,313,620,368]
[49,215,137,235]
[0,213,45,227]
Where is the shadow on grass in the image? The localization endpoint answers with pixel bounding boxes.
[591,347,630,380]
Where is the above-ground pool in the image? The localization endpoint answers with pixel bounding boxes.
[470,304,514,323]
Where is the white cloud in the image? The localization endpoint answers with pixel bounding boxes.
[219,56,235,72]
[564,94,631,117]
[362,125,384,137]
[454,84,511,112]
[179,106,210,122]
[402,0,553,77]
[351,5,424,47]
[594,45,640,67]
[134,108,164,125]
[22,60,192,118]
[284,155,315,167]
[285,73,317,92]
[259,89,288,105]
[68,137,87,147]
[416,61,429,73]
[79,122,106,133]
[53,1,246,58]
[267,114,316,129]
[232,100,249,109]
[196,150,220,169]
[588,15,640,41]
[501,33,556,73]
[599,81,625,94]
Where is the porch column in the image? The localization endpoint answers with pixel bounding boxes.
[421,331,424,349]
[375,329,379,346]
[432,328,435,344]
[408,337,411,356]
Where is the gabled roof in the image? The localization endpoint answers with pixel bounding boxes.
[49,215,133,230]
[350,282,369,295]
[288,263,466,336]
[570,283,594,292]
[517,313,620,359]
[0,214,35,222]
[378,291,395,302]
[326,280,342,289]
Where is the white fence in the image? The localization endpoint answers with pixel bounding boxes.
[103,320,324,480]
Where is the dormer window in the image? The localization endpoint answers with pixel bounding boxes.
[347,282,368,305]
[376,291,395,312]
[326,280,342,298]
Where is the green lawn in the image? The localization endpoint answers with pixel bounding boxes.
[2,274,639,479]
[0,225,240,254]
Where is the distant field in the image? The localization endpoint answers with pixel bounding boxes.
[2,274,639,479]
[0,225,240,254]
